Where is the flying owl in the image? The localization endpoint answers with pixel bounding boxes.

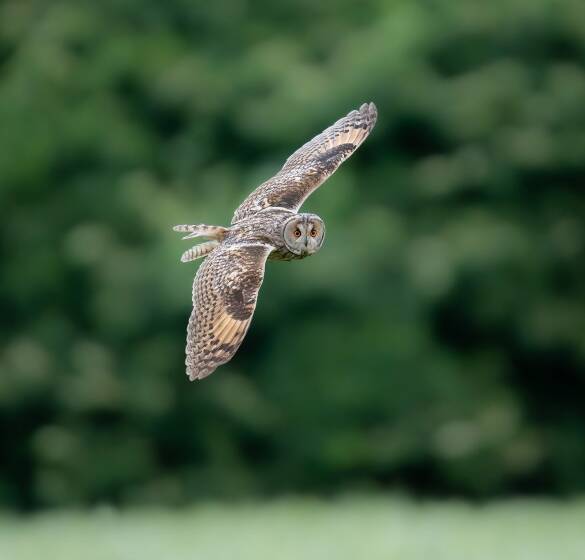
[174,102,377,380]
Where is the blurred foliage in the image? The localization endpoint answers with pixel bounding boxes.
[0,0,584,509]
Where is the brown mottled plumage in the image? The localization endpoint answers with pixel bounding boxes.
[174,102,377,380]
[185,243,271,379]
[232,102,378,223]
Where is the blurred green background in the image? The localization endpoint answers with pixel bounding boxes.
[1,0,585,515]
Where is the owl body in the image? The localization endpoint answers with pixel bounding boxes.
[228,208,324,261]
[226,208,293,253]
[174,102,377,380]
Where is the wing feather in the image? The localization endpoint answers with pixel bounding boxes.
[232,102,377,223]
[185,244,272,380]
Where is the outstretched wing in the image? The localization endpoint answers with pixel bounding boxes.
[232,102,377,224]
[185,243,272,380]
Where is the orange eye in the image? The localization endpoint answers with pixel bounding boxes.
[294,229,301,238]
[310,229,317,237]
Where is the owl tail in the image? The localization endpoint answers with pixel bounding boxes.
[173,224,228,263]
[173,224,228,241]
[180,240,220,262]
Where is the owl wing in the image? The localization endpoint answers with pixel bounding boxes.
[185,242,272,380]
[232,102,377,224]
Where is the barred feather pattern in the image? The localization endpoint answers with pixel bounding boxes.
[185,243,272,380]
[232,102,377,223]
[181,240,220,262]
[173,224,228,240]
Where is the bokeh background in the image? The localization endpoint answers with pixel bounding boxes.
[1,0,584,524]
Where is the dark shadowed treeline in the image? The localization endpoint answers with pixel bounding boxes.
[1,0,584,509]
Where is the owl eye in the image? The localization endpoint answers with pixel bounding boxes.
[294,229,301,238]
[310,229,317,237]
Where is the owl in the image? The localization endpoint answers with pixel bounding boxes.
[174,102,377,380]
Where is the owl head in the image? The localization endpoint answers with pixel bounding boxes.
[282,213,326,256]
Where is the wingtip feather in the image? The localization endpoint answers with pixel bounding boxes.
[362,101,377,122]
[186,363,215,381]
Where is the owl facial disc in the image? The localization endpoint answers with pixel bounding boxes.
[282,213,325,256]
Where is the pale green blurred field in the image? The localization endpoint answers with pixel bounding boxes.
[1,497,584,560]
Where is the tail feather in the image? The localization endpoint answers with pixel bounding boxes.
[180,240,220,262]
[173,224,228,263]
[173,224,228,241]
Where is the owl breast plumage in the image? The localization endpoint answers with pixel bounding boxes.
[173,102,377,380]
